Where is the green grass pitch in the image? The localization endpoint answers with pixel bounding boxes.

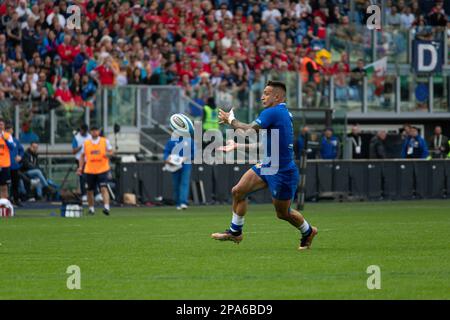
[0,200,449,300]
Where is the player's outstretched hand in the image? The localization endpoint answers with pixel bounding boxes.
[218,108,229,124]
[217,139,237,152]
[218,108,235,125]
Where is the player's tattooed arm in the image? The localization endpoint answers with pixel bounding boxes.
[230,119,261,132]
[218,108,261,133]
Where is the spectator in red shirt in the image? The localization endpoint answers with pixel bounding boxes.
[54,78,76,110]
[308,16,327,50]
[184,37,200,56]
[234,7,246,24]
[332,52,350,74]
[318,57,335,79]
[85,3,97,22]
[312,2,330,25]
[92,56,118,87]
[69,72,85,107]
[57,35,76,65]
[0,2,6,16]
[316,53,335,100]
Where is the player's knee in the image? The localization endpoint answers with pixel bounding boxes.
[231,185,245,200]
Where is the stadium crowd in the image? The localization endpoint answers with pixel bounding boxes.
[1,0,449,118]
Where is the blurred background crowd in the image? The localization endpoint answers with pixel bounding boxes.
[1,0,449,121]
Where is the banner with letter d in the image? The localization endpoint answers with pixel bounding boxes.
[412,40,443,73]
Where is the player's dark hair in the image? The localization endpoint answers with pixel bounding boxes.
[266,80,287,94]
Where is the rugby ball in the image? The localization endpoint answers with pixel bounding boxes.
[169,113,194,135]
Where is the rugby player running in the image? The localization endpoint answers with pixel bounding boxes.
[211,81,318,250]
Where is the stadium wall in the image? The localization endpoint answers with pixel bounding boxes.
[117,160,450,205]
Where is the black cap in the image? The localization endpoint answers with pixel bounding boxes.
[90,125,100,131]
[80,123,88,131]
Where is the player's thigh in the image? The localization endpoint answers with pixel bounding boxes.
[97,172,109,189]
[233,168,267,196]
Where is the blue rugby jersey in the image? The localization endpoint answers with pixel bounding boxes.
[254,103,295,168]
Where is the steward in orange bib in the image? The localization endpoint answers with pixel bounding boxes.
[0,119,16,199]
[77,126,113,215]
[300,50,321,85]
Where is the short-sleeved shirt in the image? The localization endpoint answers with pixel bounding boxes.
[254,102,294,168]
[54,88,73,103]
[72,132,92,160]
[95,65,115,86]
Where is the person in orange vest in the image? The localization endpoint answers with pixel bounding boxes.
[77,126,113,215]
[0,119,16,199]
[300,49,321,85]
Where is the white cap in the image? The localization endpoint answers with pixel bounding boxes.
[100,35,113,43]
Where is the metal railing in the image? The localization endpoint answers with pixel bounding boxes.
[0,99,89,148]
[246,72,450,119]
[3,75,450,153]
